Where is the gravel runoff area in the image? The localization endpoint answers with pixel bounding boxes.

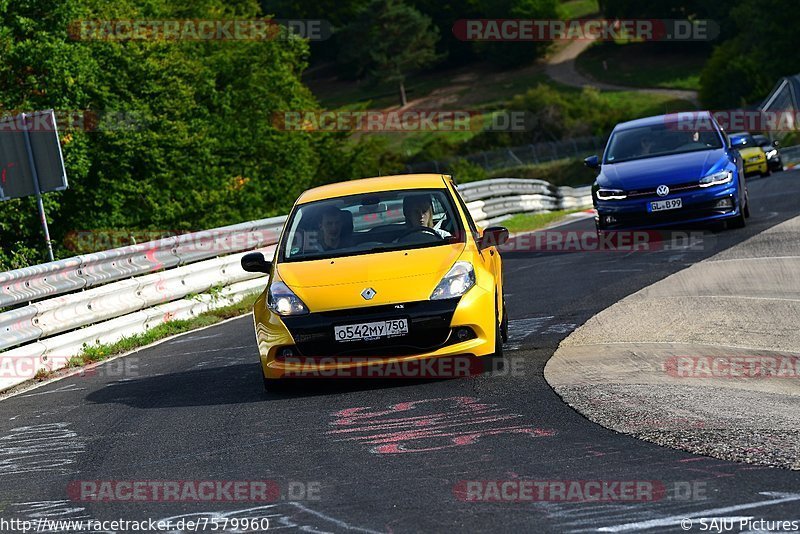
[545,214,800,469]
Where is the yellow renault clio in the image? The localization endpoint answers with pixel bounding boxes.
[241,174,509,390]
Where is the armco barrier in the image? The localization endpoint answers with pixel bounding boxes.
[0,177,591,392]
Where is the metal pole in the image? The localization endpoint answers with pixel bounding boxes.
[21,113,55,262]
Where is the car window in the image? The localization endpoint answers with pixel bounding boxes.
[280,188,465,262]
[605,122,723,163]
[451,185,480,242]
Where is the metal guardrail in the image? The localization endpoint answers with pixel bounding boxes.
[781,145,800,167]
[405,136,606,174]
[0,177,592,392]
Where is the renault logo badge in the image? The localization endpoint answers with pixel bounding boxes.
[656,185,670,197]
[361,288,376,300]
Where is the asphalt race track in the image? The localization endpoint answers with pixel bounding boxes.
[2,170,800,533]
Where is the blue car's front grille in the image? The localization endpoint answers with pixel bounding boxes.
[625,180,703,199]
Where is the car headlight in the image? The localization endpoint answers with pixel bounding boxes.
[430,261,475,300]
[596,188,627,200]
[699,170,733,188]
[766,149,778,159]
[268,281,309,315]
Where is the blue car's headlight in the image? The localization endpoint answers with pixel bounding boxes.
[699,170,733,188]
[596,188,627,200]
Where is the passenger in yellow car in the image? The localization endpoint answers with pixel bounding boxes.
[402,193,452,238]
[306,206,353,252]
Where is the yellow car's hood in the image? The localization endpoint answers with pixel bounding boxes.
[738,147,764,159]
[277,243,465,311]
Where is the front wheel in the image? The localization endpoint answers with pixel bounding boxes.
[727,204,747,229]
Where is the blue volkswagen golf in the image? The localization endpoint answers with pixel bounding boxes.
[585,112,749,232]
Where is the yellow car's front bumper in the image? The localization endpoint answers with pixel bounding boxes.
[253,284,497,380]
[743,157,768,175]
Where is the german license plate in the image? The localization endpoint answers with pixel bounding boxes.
[334,319,408,342]
[649,198,682,212]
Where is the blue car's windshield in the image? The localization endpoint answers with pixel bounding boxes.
[605,123,723,164]
[730,133,757,147]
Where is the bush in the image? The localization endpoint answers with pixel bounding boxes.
[449,159,487,184]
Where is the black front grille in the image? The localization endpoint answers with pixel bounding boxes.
[281,299,460,357]
[601,197,735,229]
[626,180,703,199]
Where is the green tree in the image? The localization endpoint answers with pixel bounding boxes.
[472,0,559,68]
[337,0,442,106]
[0,0,372,270]
[699,0,800,108]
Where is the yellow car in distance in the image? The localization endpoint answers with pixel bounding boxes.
[730,132,770,177]
[241,174,509,390]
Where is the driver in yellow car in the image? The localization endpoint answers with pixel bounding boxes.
[402,193,452,238]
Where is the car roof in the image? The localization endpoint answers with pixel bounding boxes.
[297,174,450,204]
[729,132,751,137]
[613,111,714,132]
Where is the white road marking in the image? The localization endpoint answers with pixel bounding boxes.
[18,383,85,398]
[597,492,800,532]
[506,316,554,350]
[168,333,222,345]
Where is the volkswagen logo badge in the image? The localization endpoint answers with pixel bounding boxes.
[361,287,376,300]
[656,185,670,197]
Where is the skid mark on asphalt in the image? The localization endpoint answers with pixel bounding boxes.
[0,423,85,476]
[533,490,800,533]
[327,397,555,454]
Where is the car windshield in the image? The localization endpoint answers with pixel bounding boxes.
[280,188,464,262]
[730,133,756,147]
[604,122,723,163]
[753,135,771,146]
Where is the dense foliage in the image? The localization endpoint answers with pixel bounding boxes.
[602,0,800,108]
[0,0,370,269]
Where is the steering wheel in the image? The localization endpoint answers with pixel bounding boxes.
[393,227,440,243]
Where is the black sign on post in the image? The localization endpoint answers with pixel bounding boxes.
[0,110,69,262]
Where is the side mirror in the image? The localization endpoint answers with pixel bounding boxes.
[479,226,509,249]
[584,155,600,169]
[241,252,272,273]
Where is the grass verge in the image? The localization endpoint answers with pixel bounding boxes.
[502,208,588,233]
[574,41,709,91]
[33,292,261,381]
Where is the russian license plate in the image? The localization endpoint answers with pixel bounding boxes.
[334,319,408,342]
[649,198,682,212]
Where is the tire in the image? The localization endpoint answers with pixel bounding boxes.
[262,368,290,393]
[501,299,509,343]
[744,195,751,218]
[727,204,747,229]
